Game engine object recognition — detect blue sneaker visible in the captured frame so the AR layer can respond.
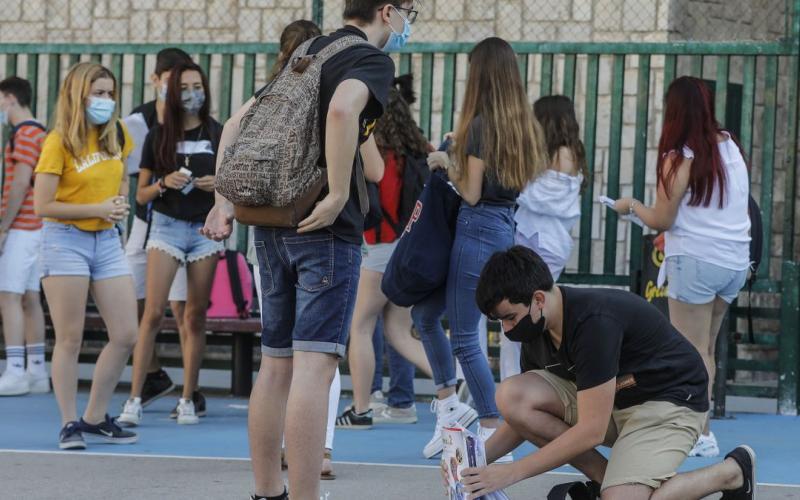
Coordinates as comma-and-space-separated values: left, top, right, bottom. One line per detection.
79, 414, 138, 444
59, 421, 86, 450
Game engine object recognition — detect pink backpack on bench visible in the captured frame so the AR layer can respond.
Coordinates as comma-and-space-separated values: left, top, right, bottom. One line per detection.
207, 251, 254, 319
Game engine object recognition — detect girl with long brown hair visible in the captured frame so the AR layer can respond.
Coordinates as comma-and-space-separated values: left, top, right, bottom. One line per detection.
413, 37, 547, 459
33, 62, 138, 449
118, 61, 224, 427
611, 76, 751, 457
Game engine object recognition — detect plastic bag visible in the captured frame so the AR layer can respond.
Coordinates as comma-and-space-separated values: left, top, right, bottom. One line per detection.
441, 426, 511, 500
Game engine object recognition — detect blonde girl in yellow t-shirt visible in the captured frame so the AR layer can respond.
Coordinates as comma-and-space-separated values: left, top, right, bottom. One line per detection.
33, 62, 139, 450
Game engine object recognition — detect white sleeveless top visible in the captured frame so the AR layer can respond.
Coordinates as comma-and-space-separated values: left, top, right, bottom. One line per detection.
515, 170, 582, 266
664, 134, 751, 271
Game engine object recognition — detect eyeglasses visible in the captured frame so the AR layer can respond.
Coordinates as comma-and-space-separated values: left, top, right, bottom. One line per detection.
396, 6, 419, 24
380, 5, 419, 25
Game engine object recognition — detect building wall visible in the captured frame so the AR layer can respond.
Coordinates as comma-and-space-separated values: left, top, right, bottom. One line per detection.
0, 0, 795, 275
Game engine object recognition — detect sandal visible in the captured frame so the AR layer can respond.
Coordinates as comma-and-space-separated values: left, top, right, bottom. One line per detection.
321, 449, 336, 480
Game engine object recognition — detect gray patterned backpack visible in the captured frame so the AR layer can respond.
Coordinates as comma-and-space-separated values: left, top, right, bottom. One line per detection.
216, 35, 370, 227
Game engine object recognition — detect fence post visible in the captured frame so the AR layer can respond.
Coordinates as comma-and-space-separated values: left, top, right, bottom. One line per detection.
312, 0, 324, 27
778, 261, 800, 415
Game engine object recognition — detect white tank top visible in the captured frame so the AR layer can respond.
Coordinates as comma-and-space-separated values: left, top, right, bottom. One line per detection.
664, 134, 751, 271
515, 170, 582, 266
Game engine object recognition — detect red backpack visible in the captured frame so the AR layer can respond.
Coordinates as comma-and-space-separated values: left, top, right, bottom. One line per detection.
207, 251, 254, 319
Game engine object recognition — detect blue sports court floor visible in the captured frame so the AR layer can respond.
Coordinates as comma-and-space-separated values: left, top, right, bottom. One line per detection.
1, 391, 799, 499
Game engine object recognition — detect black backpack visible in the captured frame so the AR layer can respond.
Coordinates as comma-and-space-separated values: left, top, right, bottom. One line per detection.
745, 194, 764, 343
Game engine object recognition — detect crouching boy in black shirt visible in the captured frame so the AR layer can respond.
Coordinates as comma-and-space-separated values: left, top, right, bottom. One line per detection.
464, 246, 756, 500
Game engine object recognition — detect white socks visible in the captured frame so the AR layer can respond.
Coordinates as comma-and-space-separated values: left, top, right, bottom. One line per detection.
4, 346, 25, 375
26, 343, 46, 376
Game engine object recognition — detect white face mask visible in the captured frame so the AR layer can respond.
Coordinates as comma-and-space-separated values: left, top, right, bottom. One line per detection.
158, 83, 168, 102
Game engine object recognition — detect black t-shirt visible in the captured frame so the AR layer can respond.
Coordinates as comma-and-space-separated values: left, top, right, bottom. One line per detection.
129, 101, 159, 221
140, 120, 223, 222
254, 26, 395, 244
465, 116, 519, 206
553, 287, 709, 412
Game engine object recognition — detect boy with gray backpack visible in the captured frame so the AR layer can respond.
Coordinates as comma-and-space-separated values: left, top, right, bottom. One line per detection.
204, 3, 419, 499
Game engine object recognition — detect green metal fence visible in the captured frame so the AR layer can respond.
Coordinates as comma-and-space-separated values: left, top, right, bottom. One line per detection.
0, 4, 798, 414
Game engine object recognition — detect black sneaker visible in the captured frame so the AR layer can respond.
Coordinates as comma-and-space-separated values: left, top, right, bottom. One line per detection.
169, 391, 207, 419
59, 421, 86, 450
79, 414, 138, 444
141, 369, 176, 407
721, 445, 756, 500
335, 406, 372, 430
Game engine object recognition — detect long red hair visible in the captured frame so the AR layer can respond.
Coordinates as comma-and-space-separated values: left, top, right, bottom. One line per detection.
657, 76, 741, 208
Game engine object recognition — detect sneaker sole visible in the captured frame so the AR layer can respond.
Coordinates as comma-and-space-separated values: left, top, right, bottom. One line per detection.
374, 416, 418, 425
29, 385, 50, 394
0, 388, 30, 396
141, 383, 177, 408
334, 423, 372, 430
59, 440, 86, 450
83, 434, 138, 445
177, 417, 200, 425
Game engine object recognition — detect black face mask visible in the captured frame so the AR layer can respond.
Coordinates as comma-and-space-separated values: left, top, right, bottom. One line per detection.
504, 304, 546, 343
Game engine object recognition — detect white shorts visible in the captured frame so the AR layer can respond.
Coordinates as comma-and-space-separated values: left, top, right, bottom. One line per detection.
0, 229, 42, 294
125, 216, 187, 302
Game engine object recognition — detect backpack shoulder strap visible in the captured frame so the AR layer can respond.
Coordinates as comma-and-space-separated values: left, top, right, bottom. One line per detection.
116, 120, 126, 149
314, 35, 371, 64
8, 120, 47, 153
224, 250, 248, 318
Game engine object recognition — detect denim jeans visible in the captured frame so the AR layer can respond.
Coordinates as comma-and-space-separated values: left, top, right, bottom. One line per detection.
253, 228, 361, 358
411, 203, 514, 419
372, 316, 416, 409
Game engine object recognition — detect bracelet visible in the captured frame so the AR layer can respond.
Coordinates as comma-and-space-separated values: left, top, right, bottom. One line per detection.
629, 200, 638, 215
157, 179, 167, 196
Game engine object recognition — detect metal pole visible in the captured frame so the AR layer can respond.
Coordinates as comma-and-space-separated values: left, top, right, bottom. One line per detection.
312, 0, 324, 28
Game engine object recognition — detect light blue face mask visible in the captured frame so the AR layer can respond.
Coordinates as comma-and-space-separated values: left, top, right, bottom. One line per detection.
0, 110, 7, 127
158, 83, 168, 102
383, 8, 411, 53
86, 97, 116, 125
181, 89, 205, 115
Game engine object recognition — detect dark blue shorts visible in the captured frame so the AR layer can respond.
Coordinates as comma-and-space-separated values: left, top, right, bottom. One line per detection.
253, 227, 361, 358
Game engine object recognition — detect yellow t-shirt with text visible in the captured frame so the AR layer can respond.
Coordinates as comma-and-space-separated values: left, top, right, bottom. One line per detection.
35, 123, 134, 231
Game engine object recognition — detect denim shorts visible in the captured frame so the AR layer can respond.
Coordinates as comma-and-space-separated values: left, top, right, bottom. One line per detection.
665, 255, 748, 304
146, 211, 223, 264
40, 222, 131, 281
253, 228, 361, 358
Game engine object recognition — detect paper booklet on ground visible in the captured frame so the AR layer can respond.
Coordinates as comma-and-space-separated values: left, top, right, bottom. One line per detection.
442, 426, 511, 500
598, 195, 645, 227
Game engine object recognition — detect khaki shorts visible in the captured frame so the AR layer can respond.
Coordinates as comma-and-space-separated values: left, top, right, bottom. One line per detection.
534, 370, 706, 491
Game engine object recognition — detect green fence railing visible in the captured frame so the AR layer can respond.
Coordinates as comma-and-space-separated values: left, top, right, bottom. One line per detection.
0, 23, 798, 413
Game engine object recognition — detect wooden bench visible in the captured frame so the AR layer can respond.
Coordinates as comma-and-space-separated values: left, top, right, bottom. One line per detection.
67, 312, 262, 397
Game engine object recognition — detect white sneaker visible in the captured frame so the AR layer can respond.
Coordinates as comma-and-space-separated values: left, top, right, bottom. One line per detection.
368, 390, 387, 411
27, 372, 50, 394
177, 398, 200, 425
0, 371, 30, 396
423, 398, 478, 459
373, 404, 418, 424
478, 425, 514, 464
117, 397, 143, 427
689, 432, 720, 457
